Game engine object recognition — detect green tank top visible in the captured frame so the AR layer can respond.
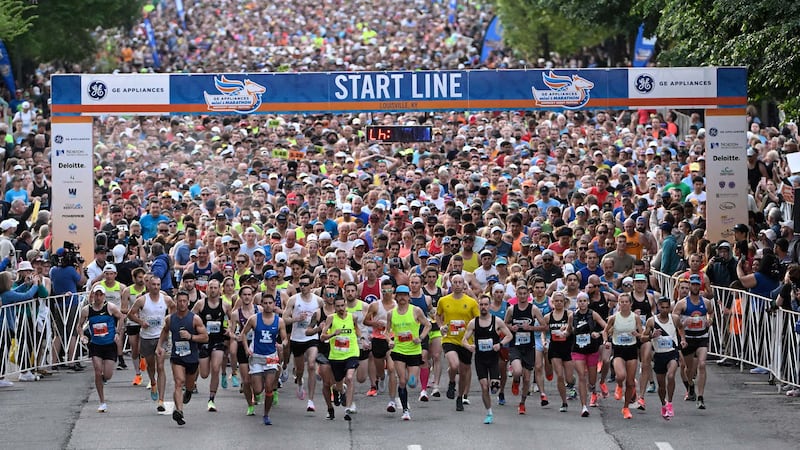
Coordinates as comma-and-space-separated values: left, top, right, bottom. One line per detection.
390, 306, 421, 356
328, 312, 359, 361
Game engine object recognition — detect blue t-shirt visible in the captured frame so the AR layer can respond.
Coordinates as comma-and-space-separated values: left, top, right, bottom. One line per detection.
139, 214, 169, 240
5, 188, 29, 205
49, 265, 82, 304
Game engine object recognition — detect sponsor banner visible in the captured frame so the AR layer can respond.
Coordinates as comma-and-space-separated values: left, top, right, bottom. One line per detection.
80, 75, 170, 106
51, 68, 748, 115
704, 112, 748, 243
51, 117, 95, 265
629, 67, 716, 100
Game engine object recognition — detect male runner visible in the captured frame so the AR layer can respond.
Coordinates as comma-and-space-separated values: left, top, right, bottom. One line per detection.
436, 274, 479, 411
642, 296, 687, 419
282, 272, 323, 412
191, 279, 230, 411
673, 274, 714, 409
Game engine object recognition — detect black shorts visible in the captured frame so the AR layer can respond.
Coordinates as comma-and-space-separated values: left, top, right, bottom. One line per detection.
290, 339, 319, 358
681, 338, 709, 356
315, 353, 331, 365
171, 358, 199, 375
199, 342, 226, 359
475, 352, 500, 380
330, 357, 359, 382
237, 342, 249, 365
547, 342, 573, 362
391, 352, 423, 367
359, 348, 370, 361
126, 324, 141, 336
653, 350, 680, 374
443, 342, 472, 365
420, 334, 429, 351
509, 346, 535, 370
89, 342, 118, 361
613, 344, 639, 361
371, 338, 390, 359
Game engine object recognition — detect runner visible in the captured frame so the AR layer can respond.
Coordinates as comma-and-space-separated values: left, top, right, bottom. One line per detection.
505, 281, 547, 414
121, 267, 147, 386
127, 275, 176, 412
407, 274, 432, 401
308, 285, 338, 420
320, 296, 362, 421
76, 284, 125, 413
93, 264, 128, 369
570, 292, 607, 417
673, 274, 714, 409
157, 290, 209, 426
190, 279, 230, 411
421, 266, 444, 398
604, 292, 642, 419
642, 296, 687, 420
631, 272, 657, 409
344, 281, 371, 402
530, 277, 553, 406
364, 278, 399, 412
437, 274, 479, 411
282, 272, 323, 412
488, 283, 510, 405
386, 284, 431, 420
240, 293, 288, 425
543, 291, 574, 413
229, 285, 260, 416
462, 294, 513, 424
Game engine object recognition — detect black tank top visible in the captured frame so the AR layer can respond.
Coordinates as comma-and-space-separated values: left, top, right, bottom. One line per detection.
319, 306, 333, 355
510, 303, 535, 350
589, 296, 610, 320
30, 180, 51, 209
474, 315, 500, 355
631, 293, 652, 319
548, 310, 572, 347
572, 309, 600, 354
200, 299, 225, 342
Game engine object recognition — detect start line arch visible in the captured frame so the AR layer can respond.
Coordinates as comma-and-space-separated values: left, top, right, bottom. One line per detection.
50, 67, 748, 261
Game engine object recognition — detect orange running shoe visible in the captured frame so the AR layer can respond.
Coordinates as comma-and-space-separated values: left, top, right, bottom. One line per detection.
636, 397, 646, 411
511, 380, 520, 396
599, 382, 609, 398
622, 407, 633, 419
518, 403, 526, 415
590, 392, 599, 407
614, 385, 623, 401
132, 374, 142, 386
139, 357, 146, 371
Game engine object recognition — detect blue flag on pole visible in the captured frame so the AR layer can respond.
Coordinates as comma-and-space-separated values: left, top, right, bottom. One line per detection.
0, 39, 17, 96
479, 16, 503, 64
448, 0, 457, 24
632, 24, 657, 68
144, 18, 162, 69
175, 0, 187, 30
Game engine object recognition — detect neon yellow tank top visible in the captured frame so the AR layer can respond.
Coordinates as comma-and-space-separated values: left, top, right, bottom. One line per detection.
391, 306, 421, 356
328, 312, 359, 361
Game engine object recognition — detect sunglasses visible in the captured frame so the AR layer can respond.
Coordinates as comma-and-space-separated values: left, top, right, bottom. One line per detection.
236, 260, 248, 264
299, 282, 310, 287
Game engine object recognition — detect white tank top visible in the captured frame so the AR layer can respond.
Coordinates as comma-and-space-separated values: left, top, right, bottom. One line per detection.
652, 314, 678, 353
290, 295, 320, 343
612, 311, 637, 346
140, 293, 167, 340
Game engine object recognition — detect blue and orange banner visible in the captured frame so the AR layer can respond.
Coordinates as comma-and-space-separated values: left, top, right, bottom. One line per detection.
50, 68, 748, 116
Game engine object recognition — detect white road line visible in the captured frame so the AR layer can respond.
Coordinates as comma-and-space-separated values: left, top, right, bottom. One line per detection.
655, 442, 674, 450
408, 445, 422, 450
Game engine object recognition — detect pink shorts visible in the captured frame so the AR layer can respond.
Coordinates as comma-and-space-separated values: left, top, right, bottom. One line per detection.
571, 351, 600, 367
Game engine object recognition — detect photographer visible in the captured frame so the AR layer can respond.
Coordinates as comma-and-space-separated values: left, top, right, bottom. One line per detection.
49, 244, 88, 371
706, 241, 738, 289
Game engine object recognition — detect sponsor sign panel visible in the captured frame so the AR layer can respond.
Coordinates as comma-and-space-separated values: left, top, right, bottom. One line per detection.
704, 112, 749, 242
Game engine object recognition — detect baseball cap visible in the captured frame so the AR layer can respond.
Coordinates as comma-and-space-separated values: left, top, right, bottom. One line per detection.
395, 285, 410, 294
689, 274, 702, 284
353, 239, 365, 248
495, 257, 508, 266
342, 203, 353, 214
264, 270, 278, 280
733, 223, 749, 233
112, 244, 126, 263
253, 247, 266, 256
633, 273, 647, 282
92, 284, 106, 294
103, 264, 117, 273
622, 276, 634, 286
480, 249, 493, 257
275, 252, 288, 263
659, 222, 673, 232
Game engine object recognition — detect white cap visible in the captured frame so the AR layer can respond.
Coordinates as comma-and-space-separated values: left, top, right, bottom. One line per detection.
275, 252, 288, 263
17, 261, 33, 272
319, 232, 332, 240
112, 244, 126, 263
353, 239, 366, 248
0, 218, 18, 230
92, 284, 106, 294
103, 264, 117, 273
341, 203, 353, 214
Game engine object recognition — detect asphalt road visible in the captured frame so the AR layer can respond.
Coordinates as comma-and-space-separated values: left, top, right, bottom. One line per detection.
2, 360, 797, 450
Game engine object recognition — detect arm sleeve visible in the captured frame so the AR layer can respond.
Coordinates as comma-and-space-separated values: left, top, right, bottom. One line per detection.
1, 284, 39, 305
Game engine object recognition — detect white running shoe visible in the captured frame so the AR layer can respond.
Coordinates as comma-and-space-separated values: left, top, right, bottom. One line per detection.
98, 403, 108, 413
402, 409, 411, 420
387, 400, 396, 413
419, 390, 429, 402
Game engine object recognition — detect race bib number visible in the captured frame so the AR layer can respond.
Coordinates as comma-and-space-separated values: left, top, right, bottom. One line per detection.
174, 340, 191, 357
515, 331, 531, 345
477, 338, 494, 352
265, 352, 280, 366
575, 333, 591, 348
92, 322, 109, 337
449, 320, 466, 336
686, 316, 705, 331
552, 330, 567, 342
617, 333, 634, 345
656, 336, 674, 351
334, 336, 351, 352
207, 321, 221, 334
397, 331, 413, 343
147, 317, 162, 328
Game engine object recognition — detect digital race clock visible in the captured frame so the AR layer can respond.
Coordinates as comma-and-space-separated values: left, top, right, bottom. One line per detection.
365, 126, 432, 143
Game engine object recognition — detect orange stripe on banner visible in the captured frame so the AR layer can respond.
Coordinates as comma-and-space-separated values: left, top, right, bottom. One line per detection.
706, 108, 746, 116
51, 96, 749, 114
51, 116, 94, 123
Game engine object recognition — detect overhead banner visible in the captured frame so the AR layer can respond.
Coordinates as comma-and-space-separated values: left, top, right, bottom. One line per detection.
704, 110, 749, 243
51, 117, 95, 265
51, 67, 748, 115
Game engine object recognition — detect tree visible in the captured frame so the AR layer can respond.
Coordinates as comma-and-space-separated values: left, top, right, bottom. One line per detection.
0, 0, 36, 42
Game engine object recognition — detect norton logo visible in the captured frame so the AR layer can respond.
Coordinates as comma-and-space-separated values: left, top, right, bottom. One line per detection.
68, 223, 78, 233
68, 188, 77, 197
87, 80, 107, 100
204, 75, 266, 114
532, 71, 594, 110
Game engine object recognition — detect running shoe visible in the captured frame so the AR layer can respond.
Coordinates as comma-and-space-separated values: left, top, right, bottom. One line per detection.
0, 380, 14, 387
150, 388, 159, 401
297, 385, 306, 400
98, 403, 108, 413
490, 380, 500, 395
117, 359, 127, 370
377, 377, 386, 393
208, 400, 217, 412
220, 374, 228, 389
749, 367, 769, 374
511, 379, 520, 396
697, 397, 706, 410
546, 372, 553, 382
419, 390, 429, 402
787, 389, 800, 397
279, 369, 289, 384
581, 406, 590, 417
157, 401, 165, 412
446, 381, 456, 399
408, 374, 417, 388
173, 409, 185, 426
132, 374, 142, 386
622, 407, 632, 419
192, 386, 198, 394
307, 400, 316, 412
231, 374, 240, 388
559, 403, 568, 413
517, 402, 526, 415
366, 387, 378, 397
431, 386, 441, 398
273, 391, 279, 406
532, 384, 539, 393
326, 408, 335, 420
661, 404, 668, 420
18, 371, 36, 382
540, 393, 549, 407
685, 386, 696, 401
484, 413, 493, 424
344, 413, 352, 421
246, 405, 255, 416
346, 403, 358, 414
599, 382, 609, 398
614, 385, 623, 401
646, 381, 656, 393
263, 415, 272, 426
333, 389, 342, 406
402, 409, 411, 421
462, 396, 470, 405
666, 402, 674, 418
146, 381, 151, 389
567, 385, 577, 400
456, 396, 464, 411
636, 397, 646, 411
498, 392, 506, 405
183, 388, 192, 405
387, 400, 397, 413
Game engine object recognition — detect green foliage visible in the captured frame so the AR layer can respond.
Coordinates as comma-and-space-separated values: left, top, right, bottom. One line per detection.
0, 0, 36, 42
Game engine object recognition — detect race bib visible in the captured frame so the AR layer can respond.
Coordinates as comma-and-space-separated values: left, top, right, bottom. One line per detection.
207, 321, 221, 334
655, 336, 674, 351
147, 317, 162, 328
552, 330, 567, 342
686, 316, 705, 331
250, 354, 267, 365
449, 320, 466, 336
92, 322, 109, 337
575, 333, 591, 348
515, 331, 531, 345
174, 340, 191, 357
477, 338, 494, 352
334, 336, 351, 352
265, 352, 280, 366
397, 331, 413, 343
617, 333, 634, 345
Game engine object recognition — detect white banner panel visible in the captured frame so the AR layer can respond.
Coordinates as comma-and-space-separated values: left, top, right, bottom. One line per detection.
629, 67, 717, 99
81, 74, 170, 105
51, 117, 95, 264
704, 111, 749, 243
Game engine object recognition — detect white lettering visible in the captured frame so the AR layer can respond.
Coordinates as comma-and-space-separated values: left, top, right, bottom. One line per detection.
334, 75, 348, 100
412, 74, 423, 99
375, 74, 390, 99
348, 74, 361, 100
390, 74, 403, 98
361, 74, 375, 99
433, 73, 447, 98
450, 73, 463, 98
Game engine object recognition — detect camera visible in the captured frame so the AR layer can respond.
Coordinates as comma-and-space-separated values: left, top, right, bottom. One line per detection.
51, 241, 85, 267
